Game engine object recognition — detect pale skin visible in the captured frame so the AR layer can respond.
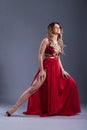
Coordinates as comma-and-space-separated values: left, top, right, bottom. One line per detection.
7, 23, 69, 115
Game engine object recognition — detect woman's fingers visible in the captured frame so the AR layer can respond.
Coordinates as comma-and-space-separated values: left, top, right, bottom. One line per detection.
62, 71, 70, 79
38, 70, 46, 81
64, 74, 69, 79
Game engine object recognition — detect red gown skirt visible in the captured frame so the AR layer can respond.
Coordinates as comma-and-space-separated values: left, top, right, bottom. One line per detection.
23, 57, 81, 116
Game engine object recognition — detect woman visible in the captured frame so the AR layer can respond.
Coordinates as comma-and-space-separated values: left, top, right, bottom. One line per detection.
6, 22, 81, 116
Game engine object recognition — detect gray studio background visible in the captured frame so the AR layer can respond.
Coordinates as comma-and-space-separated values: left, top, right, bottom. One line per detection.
0, 0, 87, 104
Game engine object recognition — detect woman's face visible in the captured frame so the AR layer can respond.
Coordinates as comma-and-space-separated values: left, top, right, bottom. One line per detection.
52, 24, 60, 34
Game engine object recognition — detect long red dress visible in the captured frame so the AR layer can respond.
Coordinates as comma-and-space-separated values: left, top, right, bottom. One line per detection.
23, 40, 81, 116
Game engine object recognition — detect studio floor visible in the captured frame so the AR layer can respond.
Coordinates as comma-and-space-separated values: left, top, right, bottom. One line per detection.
0, 103, 87, 130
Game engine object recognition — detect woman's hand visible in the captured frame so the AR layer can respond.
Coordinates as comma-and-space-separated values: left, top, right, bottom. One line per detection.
38, 69, 46, 81
62, 70, 70, 79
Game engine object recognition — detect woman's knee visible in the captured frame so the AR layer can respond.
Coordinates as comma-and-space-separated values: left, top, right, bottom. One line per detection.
28, 71, 47, 95
28, 86, 38, 95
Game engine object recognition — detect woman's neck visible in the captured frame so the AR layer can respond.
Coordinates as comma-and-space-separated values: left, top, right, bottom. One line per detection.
52, 34, 58, 42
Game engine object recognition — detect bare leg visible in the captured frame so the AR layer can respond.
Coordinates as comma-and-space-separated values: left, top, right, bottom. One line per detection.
6, 71, 46, 116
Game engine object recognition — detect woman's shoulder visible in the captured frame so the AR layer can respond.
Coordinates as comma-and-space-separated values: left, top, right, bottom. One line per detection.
41, 37, 49, 45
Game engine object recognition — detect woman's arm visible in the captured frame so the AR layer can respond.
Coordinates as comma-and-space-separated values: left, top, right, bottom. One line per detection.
38, 38, 48, 70
59, 57, 64, 72
38, 38, 49, 80
59, 57, 70, 78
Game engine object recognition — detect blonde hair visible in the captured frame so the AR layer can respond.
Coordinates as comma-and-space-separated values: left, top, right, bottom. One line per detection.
47, 22, 64, 51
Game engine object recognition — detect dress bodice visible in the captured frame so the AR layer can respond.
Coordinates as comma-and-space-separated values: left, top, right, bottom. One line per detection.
45, 40, 62, 57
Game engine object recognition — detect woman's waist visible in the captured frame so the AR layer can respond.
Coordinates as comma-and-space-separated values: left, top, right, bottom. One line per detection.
45, 53, 59, 59
43, 55, 60, 69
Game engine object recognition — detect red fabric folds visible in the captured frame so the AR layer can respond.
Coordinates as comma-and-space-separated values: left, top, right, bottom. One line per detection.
23, 57, 81, 116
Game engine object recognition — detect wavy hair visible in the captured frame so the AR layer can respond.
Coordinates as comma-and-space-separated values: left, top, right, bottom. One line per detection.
47, 22, 64, 51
